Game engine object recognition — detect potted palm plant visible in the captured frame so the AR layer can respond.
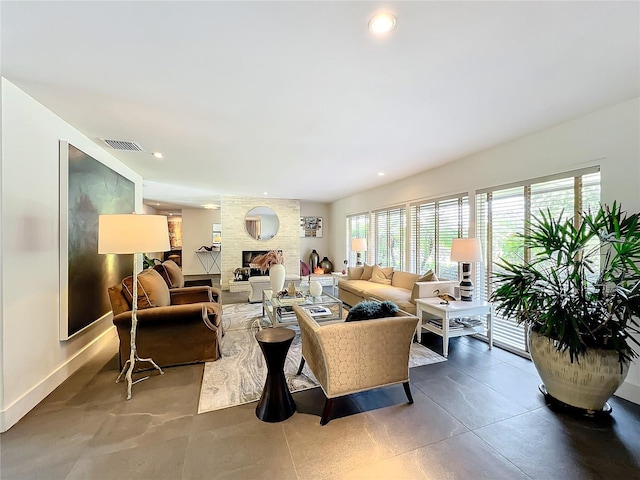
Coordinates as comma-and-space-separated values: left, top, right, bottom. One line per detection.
490, 202, 640, 413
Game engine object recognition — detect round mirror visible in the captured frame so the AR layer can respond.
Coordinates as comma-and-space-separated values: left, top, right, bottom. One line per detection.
245, 206, 279, 241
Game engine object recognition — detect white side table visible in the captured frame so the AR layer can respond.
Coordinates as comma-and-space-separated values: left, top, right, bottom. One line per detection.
414, 297, 493, 357
330, 272, 347, 296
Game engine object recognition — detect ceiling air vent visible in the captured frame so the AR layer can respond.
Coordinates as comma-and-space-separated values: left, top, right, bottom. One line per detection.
101, 138, 146, 152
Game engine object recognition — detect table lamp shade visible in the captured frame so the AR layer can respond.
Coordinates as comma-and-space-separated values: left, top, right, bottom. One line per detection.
351, 238, 367, 253
98, 214, 170, 254
450, 238, 482, 302
450, 238, 483, 263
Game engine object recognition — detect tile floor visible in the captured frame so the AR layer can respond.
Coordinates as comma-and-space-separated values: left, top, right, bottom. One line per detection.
1, 312, 639, 479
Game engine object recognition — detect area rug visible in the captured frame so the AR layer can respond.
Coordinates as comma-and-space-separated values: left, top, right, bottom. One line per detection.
197, 303, 447, 414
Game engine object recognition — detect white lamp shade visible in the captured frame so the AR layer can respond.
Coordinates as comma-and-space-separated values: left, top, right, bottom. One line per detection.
450, 238, 483, 263
351, 238, 367, 252
98, 214, 170, 254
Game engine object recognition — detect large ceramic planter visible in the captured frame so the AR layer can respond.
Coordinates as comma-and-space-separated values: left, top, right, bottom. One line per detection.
528, 329, 630, 411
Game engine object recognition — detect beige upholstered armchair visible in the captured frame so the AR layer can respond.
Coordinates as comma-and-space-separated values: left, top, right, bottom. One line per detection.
293, 305, 419, 425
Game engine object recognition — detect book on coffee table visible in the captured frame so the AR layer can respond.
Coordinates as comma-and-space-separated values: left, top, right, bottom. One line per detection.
303, 306, 332, 317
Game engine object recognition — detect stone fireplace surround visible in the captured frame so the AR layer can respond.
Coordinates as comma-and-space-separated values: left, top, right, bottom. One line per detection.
221, 196, 300, 290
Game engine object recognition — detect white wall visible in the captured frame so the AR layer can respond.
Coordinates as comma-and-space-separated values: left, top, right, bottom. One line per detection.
182, 208, 221, 275
0, 79, 143, 431
329, 97, 640, 404
300, 201, 333, 271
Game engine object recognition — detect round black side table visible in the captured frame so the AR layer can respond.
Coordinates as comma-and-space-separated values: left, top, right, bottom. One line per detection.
255, 328, 296, 422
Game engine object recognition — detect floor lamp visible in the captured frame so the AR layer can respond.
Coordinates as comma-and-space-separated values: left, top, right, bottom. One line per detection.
98, 213, 170, 400
351, 238, 367, 266
450, 238, 483, 302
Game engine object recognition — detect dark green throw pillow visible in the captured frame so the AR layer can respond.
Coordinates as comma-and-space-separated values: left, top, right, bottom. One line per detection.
345, 300, 399, 322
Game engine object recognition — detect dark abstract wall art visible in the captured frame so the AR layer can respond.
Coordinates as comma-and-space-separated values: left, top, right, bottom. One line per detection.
59, 141, 135, 339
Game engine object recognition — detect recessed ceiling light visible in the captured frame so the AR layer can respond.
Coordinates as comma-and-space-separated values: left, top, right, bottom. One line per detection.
369, 13, 396, 35
263, 192, 268, 195
152, 152, 164, 159
378, 172, 385, 176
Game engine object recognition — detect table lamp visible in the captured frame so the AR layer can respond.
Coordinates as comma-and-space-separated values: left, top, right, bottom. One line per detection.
450, 238, 483, 301
98, 213, 170, 399
351, 238, 367, 266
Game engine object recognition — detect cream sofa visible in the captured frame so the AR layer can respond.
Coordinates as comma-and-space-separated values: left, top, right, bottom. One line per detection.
338, 265, 457, 315
293, 304, 419, 425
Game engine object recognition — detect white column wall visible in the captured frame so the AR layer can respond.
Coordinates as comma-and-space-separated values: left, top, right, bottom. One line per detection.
300, 201, 332, 271
181, 208, 221, 275
220, 197, 300, 289
329, 97, 640, 404
0, 79, 143, 431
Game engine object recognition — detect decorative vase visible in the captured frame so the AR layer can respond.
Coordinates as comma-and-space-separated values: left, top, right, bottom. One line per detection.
269, 264, 286, 293
528, 329, 630, 411
309, 280, 323, 297
320, 257, 333, 274
309, 250, 319, 272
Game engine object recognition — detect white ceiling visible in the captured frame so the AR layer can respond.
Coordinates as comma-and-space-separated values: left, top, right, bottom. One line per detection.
2, 1, 638, 212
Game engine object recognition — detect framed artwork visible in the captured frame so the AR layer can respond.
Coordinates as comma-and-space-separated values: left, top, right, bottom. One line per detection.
59, 141, 135, 340
300, 216, 323, 238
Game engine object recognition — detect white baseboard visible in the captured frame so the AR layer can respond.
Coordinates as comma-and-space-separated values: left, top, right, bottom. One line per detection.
615, 380, 640, 406
0, 327, 117, 432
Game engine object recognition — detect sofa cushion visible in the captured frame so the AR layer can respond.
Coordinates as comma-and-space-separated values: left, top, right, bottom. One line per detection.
347, 266, 364, 280
162, 259, 184, 288
361, 263, 374, 281
371, 265, 393, 285
346, 300, 399, 321
340, 279, 389, 297
368, 287, 414, 313
122, 269, 171, 309
392, 270, 421, 290
410, 270, 438, 301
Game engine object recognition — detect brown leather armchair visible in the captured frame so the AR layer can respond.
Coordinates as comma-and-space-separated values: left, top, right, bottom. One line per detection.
154, 259, 220, 299
107, 268, 224, 371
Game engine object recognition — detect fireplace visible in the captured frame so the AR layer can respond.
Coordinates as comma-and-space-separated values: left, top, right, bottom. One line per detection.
242, 250, 270, 276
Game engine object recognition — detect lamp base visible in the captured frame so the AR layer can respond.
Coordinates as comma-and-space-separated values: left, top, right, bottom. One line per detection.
459, 262, 473, 302
116, 351, 164, 400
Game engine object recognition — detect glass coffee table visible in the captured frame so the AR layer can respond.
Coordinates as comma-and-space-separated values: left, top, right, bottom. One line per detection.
262, 289, 344, 327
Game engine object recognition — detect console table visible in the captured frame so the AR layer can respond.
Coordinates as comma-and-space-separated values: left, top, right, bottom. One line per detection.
195, 249, 221, 274
415, 298, 493, 357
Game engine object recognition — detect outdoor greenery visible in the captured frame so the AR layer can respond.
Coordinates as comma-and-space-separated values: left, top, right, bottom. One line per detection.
490, 202, 640, 365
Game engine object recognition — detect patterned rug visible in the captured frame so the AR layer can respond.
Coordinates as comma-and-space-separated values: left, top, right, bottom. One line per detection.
198, 303, 447, 414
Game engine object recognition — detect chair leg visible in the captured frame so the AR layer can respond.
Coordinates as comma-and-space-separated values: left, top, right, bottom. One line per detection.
320, 398, 333, 426
403, 382, 414, 404
296, 357, 306, 375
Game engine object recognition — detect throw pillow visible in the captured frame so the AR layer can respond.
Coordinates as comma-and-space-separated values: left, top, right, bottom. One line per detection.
122, 269, 171, 309
300, 260, 310, 276
361, 263, 374, 281
162, 259, 184, 288
346, 300, 399, 322
371, 265, 394, 285
153, 263, 173, 288
410, 269, 439, 301
347, 266, 364, 280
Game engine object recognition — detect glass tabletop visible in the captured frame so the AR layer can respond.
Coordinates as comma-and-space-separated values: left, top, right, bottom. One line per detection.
263, 289, 341, 308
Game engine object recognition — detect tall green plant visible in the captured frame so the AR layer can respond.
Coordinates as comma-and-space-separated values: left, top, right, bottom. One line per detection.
490, 202, 640, 364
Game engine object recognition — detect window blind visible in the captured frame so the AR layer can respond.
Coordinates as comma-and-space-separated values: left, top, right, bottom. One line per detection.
476, 168, 601, 355
372, 206, 406, 270
346, 213, 369, 266
410, 194, 468, 278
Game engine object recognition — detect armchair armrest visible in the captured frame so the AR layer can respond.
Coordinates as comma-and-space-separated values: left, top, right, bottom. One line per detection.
112, 303, 218, 331
170, 287, 212, 304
